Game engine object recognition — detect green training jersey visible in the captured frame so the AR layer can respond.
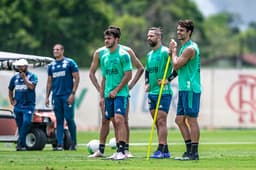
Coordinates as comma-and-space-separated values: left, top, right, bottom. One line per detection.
146, 45, 173, 95
101, 45, 132, 97
97, 46, 108, 68
97, 44, 130, 68
178, 40, 201, 93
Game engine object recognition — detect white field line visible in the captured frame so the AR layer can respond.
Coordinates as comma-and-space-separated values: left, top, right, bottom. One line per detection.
77, 141, 256, 147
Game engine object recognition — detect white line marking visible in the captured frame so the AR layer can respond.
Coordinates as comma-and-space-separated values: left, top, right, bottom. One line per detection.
76, 141, 256, 147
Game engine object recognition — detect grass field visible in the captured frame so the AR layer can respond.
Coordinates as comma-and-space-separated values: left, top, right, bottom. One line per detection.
0, 129, 256, 170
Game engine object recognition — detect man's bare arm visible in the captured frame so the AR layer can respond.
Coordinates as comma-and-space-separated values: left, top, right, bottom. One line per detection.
169, 39, 194, 70
89, 51, 101, 92
127, 48, 144, 90
72, 71, 80, 94
45, 76, 52, 107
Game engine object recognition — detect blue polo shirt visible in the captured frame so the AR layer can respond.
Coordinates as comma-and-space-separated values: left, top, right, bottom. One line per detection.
8, 71, 38, 107
47, 57, 79, 97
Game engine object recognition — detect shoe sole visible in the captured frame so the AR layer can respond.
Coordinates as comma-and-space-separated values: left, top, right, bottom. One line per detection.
174, 157, 189, 160
88, 155, 104, 158
174, 157, 199, 161
127, 155, 135, 158
150, 156, 164, 159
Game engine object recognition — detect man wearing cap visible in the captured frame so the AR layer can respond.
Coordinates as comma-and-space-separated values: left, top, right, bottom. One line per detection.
8, 59, 38, 151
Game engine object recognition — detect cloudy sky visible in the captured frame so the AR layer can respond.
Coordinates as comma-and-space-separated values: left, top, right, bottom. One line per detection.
192, 0, 256, 30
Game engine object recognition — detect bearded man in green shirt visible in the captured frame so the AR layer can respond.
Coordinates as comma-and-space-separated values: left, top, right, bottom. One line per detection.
145, 27, 174, 159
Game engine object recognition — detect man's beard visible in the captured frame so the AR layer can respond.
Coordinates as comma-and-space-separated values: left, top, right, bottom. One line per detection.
177, 34, 184, 41
106, 42, 115, 48
148, 40, 157, 47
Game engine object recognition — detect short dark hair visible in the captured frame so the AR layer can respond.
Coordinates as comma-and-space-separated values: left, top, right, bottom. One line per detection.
178, 19, 194, 37
53, 43, 64, 50
104, 27, 121, 38
148, 27, 162, 36
108, 25, 121, 37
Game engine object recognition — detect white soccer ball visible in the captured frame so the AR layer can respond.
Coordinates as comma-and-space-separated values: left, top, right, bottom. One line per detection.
87, 139, 99, 154
108, 137, 117, 149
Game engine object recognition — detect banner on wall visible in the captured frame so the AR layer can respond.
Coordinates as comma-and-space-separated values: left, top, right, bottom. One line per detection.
0, 68, 256, 130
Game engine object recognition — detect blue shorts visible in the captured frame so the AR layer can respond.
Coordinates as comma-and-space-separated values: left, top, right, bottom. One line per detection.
104, 96, 128, 119
148, 94, 172, 113
177, 91, 201, 117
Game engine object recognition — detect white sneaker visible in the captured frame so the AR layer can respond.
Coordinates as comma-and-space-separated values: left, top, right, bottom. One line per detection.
113, 152, 126, 160
124, 150, 134, 158
107, 152, 117, 159
88, 150, 104, 158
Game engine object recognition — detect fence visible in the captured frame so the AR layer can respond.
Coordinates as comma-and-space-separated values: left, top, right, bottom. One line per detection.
1, 68, 255, 130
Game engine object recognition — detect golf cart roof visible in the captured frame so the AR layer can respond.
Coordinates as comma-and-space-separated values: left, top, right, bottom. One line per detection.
0, 51, 53, 70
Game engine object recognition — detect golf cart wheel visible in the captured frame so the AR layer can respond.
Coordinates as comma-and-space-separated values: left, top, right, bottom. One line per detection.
26, 128, 47, 150
63, 129, 72, 150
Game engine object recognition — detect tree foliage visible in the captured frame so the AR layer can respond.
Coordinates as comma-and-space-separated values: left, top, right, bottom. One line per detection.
0, 0, 255, 67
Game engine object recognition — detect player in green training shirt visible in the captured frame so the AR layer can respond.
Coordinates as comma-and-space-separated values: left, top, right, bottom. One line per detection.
89, 26, 143, 158
145, 27, 174, 159
169, 19, 201, 160
100, 27, 132, 160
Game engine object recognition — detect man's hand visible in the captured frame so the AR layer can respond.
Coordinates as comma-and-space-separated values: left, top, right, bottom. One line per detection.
168, 39, 177, 53
109, 90, 117, 98
20, 72, 26, 80
99, 97, 105, 114
45, 98, 50, 107
10, 99, 16, 106
157, 79, 168, 86
68, 94, 75, 105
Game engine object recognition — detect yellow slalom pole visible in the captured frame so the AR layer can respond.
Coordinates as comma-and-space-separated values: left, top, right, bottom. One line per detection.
146, 56, 171, 160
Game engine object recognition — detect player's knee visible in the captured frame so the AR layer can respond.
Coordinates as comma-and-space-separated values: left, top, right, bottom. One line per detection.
102, 118, 110, 125
175, 117, 184, 126
157, 118, 166, 127
124, 118, 129, 126
187, 117, 199, 127
114, 115, 124, 126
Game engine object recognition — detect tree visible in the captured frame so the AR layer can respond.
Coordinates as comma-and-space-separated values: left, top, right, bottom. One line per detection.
202, 12, 241, 62
0, 0, 112, 67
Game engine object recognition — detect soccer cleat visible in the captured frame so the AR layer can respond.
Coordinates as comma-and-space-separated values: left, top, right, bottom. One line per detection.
174, 152, 191, 160
182, 152, 191, 159
113, 152, 126, 160
124, 150, 134, 158
88, 150, 104, 158
175, 152, 199, 161
163, 152, 171, 158
69, 144, 77, 151
53, 144, 63, 151
190, 152, 199, 160
16, 146, 27, 151
150, 150, 164, 159
107, 152, 117, 159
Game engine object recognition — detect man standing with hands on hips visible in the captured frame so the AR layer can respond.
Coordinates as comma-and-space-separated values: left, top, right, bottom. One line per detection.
45, 44, 80, 151
169, 19, 201, 160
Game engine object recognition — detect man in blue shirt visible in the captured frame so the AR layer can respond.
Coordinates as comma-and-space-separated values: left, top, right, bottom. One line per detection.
8, 59, 38, 151
45, 44, 80, 151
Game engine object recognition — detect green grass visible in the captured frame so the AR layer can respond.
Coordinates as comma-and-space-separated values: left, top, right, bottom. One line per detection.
0, 129, 256, 170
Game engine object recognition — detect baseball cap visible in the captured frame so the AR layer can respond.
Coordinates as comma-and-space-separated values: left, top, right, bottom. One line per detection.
14, 59, 29, 66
